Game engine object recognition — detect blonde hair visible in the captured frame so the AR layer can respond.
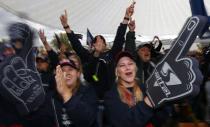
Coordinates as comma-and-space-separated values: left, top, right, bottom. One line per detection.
69, 53, 83, 73
59, 53, 82, 95
115, 61, 143, 107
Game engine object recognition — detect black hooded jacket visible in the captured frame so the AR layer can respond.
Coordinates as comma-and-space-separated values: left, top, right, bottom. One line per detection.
66, 23, 127, 99
104, 84, 154, 127
28, 84, 98, 127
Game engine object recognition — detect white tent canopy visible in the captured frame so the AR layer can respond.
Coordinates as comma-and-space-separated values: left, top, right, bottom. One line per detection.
0, 0, 210, 49
0, 0, 193, 37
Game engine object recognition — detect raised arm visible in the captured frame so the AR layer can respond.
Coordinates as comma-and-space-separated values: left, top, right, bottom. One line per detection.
55, 66, 98, 127
38, 29, 59, 70
60, 10, 91, 63
152, 36, 162, 52
110, 2, 136, 56
125, 20, 137, 57
38, 29, 52, 51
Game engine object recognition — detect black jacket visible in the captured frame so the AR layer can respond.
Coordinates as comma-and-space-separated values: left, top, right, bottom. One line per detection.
104, 84, 154, 127
0, 95, 28, 126
66, 23, 127, 99
47, 49, 60, 71
38, 70, 55, 92
29, 84, 98, 127
125, 31, 162, 83
124, 31, 173, 126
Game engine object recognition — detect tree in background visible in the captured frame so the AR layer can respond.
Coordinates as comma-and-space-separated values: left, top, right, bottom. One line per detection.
51, 32, 73, 53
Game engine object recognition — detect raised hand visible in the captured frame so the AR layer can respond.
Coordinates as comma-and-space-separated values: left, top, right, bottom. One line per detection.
125, 2, 136, 19
38, 29, 47, 43
146, 16, 208, 108
154, 36, 159, 40
38, 29, 52, 51
55, 65, 72, 102
128, 20, 135, 32
60, 10, 69, 28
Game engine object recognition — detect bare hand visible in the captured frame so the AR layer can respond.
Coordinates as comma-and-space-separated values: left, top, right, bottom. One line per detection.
154, 36, 159, 40
60, 10, 69, 27
125, 2, 136, 18
128, 20, 135, 31
55, 65, 72, 102
144, 97, 153, 108
38, 29, 47, 43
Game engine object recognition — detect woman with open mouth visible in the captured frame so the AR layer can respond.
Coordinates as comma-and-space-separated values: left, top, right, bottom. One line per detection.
104, 51, 154, 127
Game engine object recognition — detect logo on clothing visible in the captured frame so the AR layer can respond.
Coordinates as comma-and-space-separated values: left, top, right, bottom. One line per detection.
153, 62, 182, 96
146, 16, 207, 108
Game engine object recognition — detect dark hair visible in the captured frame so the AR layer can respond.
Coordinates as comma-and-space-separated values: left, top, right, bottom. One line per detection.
137, 43, 152, 51
92, 35, 106, 46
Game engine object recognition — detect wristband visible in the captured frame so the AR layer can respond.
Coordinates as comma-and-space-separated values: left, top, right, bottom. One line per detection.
63, 25, 70, 29
124, 17, 130, 21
